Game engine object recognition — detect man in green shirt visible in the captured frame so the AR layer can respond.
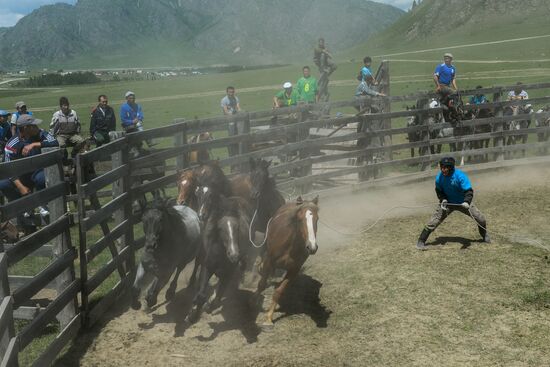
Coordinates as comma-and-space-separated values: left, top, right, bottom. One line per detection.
296, 66, 318, 103
273, 82, 299, 108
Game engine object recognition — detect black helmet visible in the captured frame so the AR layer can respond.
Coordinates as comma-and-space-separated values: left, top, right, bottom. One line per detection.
439, 156, 455, 168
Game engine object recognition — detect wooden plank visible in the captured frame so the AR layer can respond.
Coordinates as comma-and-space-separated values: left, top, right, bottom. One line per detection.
131, 173, 178, 197
12, 248, 76, 308
0, 182, 67, 222
8, 275, 56, 291
18, 279, 80, 350
78, 137, 127, 164
0, 297, 14, 340
0, 254, 10, 299
86, 245, 131, 295
82, 193, 129, 232
0, 337, 18, 367
81, 164, 129, 197
5, 215, 69, 265
4, 244, 52, 260
85, 219, 129, 263
0, 149, 63, 180
13, 306, 42, 321
31, 314, 80, 367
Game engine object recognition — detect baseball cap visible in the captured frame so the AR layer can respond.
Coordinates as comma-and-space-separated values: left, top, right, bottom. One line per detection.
15, 101, 26, 109
283, 82, 292, 89
125, 91, 135, 98
16, 114, 43, 127
0, 110, 11, 116
443, 53, 453, 59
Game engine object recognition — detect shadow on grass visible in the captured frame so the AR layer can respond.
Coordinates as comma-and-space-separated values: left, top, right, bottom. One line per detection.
271, 274, 332, 328
429, 236, 485, 249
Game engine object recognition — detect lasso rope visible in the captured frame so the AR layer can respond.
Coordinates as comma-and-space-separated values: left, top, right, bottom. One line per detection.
318, 202, 550, 252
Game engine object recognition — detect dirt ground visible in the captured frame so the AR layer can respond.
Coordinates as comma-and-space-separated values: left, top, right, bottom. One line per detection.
54, 165, 550, 367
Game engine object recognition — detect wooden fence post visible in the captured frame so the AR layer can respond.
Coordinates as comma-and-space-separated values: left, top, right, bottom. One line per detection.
239, 113, 251, 173
174, 120, 188, 171
112, 146, 135, 276
44, 149, 77, 330
75, 154, 89, 326
493, 91, 504, 161
378, 61, 393, 160
419, 100, 432, 171
0, 253, 17, 365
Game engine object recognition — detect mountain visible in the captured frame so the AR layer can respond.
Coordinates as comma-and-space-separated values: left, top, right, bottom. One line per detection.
347, 0, 550, 59
0, 0, 404, 69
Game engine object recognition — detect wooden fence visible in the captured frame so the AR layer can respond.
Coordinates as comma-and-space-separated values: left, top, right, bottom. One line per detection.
1, 66, 550, 365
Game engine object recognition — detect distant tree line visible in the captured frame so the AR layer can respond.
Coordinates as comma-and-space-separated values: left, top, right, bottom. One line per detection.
16, 71, 100, 87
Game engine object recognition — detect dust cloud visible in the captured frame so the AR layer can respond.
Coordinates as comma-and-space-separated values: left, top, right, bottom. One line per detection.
314, 164, 550, 248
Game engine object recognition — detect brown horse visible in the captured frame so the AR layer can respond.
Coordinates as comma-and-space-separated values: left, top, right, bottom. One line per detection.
0, 221, 19, 243
252, 195, 319, 326
188, 132, 213, 164
176, 169, 199, 209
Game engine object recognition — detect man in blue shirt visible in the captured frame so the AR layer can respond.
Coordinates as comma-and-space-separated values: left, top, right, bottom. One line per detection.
416, 157, 490, 250
120, 91, 153, 146
0, 110, 12, 156
0, 115, 59, 220
434, 53, 457, 98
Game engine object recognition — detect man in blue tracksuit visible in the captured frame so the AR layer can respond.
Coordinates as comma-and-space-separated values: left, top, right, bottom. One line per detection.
120, 91, 153, 146
416, 157, 490, 250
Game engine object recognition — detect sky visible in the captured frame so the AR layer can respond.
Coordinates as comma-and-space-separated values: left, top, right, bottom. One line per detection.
0, 0, 412, 27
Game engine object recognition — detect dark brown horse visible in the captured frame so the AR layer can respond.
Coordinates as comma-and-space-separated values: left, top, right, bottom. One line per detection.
252, 196, 319, 326
0, 221, 18, 243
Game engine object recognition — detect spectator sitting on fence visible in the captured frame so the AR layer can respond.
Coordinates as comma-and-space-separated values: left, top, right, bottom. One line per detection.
434, 53, 457, 100
221, 86, 241, 115
0, 115, 59, 220
10, 101, 33, 136
296, 66, 319, 104
273, 82, 299, 108
354, 71, 385, 112
469, 85, 488, 105
50, 96, 86, 159
357, 56, 378, 86
0, 110, 12, 157
508, 81, 528, 101
120, 91, 153, 147
90, 94, 116, 147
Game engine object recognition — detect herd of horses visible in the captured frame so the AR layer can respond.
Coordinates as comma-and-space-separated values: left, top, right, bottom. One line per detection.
131, 157, 320, 327
405, 93, 547, 162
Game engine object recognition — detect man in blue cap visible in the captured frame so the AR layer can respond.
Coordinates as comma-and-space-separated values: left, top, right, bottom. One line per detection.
416, 156, 490, 250
0, 110, 12, 156
0, 115, 58, 218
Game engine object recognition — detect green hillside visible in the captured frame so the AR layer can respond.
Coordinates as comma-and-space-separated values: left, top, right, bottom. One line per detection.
0, 0, 404, 70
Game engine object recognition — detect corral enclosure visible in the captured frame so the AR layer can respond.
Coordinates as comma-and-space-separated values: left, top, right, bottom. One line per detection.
1, 63, 550, 366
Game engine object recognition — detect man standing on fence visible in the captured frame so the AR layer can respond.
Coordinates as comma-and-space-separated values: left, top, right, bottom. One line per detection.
90, 94, 116, 147
50, 96, 86, 159
0, 115, 58, 221
416, 157, 490, 250
434, 53, 457, 99
221, 86, 242, 157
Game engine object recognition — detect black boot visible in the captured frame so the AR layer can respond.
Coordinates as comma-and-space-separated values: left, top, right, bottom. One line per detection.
416, 228, 431, 250
478, 226, 491, 243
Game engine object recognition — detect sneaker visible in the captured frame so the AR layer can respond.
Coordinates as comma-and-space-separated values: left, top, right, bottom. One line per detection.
416, 240, 427, 250
38, 206, 50, 216
23, 211, 32, 218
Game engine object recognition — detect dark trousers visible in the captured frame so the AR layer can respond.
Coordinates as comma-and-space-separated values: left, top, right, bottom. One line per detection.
0, 170, 46, 201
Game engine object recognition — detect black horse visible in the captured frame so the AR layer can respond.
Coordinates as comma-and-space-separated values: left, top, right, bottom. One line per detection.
248, 158, 286, 236
131, 198, 201, 310
186, 191, 254, 324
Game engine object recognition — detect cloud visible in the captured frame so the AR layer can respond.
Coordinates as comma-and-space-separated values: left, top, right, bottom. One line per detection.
0, 0, 76, 27
371, 0, 413, 10
0, 10, 24, 27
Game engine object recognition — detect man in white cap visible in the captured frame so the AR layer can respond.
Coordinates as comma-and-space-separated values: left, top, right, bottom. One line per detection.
0, 115, 58, 221
120, 91, 153, 146
273, 82, 299, 108
434, 53, 457, 98
10, 101, 33, 136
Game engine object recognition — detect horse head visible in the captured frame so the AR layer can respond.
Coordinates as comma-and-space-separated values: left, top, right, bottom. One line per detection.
218, 199, 241, 263
195, 185, 216, 222
177, 170, 198, 208
249, 157, 272, 200
295, 195, 320, 255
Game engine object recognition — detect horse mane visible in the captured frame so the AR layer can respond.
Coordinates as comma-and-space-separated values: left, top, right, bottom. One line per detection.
143, 198, 185, 250
198, 161, 232, 196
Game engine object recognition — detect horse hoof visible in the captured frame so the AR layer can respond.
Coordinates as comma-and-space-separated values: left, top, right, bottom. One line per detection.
131, 299, 142, 310
145, 295, 157, 308
186, 309, 201, 324
261, 322, 274, 331
165, 288, 175, 301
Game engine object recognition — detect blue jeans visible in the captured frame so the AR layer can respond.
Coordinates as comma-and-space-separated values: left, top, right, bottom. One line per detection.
0, 169, 46, 202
